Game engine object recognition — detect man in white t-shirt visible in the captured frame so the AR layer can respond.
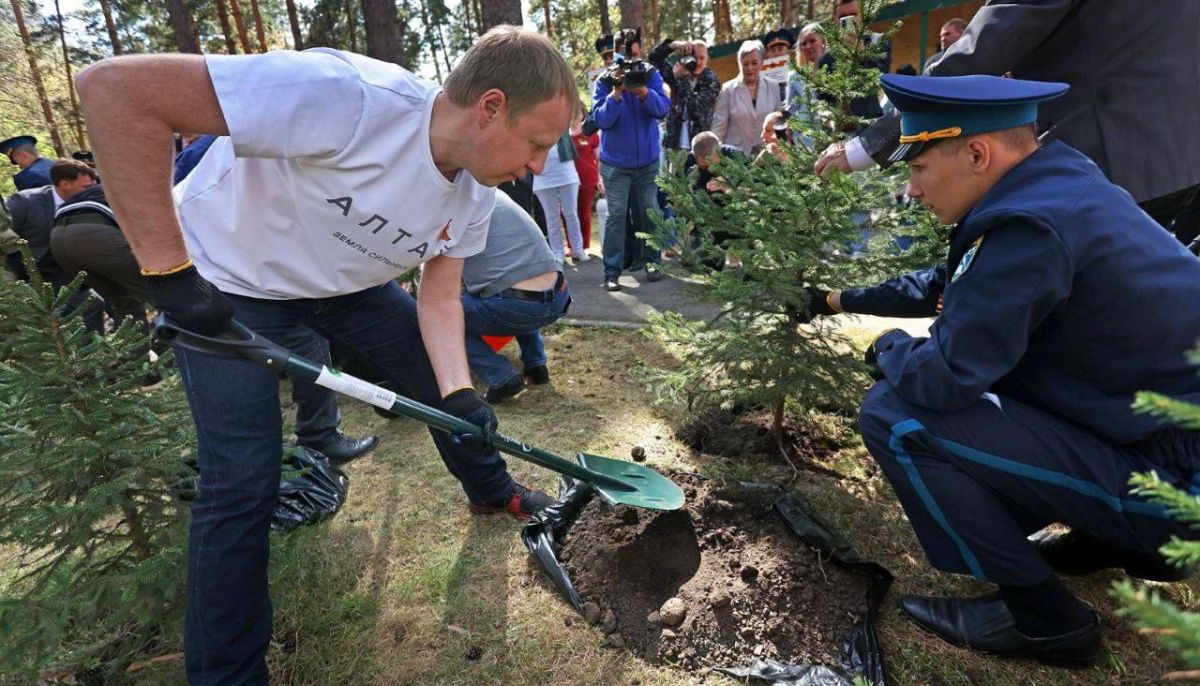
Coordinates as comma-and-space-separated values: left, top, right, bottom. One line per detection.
76, 26, 578, 685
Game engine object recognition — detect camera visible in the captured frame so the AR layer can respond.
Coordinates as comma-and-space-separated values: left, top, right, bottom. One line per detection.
600, 57, 652, 89
680, 55, 698, 72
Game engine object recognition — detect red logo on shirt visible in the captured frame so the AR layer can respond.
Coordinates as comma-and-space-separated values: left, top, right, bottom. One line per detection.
438, 220, 452, 242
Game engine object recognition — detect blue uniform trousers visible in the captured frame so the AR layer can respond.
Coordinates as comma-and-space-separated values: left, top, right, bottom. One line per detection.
176, 281, 514, 685
859, 380, 1199, 586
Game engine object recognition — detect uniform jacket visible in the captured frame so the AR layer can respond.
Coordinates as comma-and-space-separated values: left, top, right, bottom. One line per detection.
648, 41, 721, 150
712, 75, 785, 153
13, 157, 53, 191
855, 142, 1200, 444
6, 185, 56, 265
592, 68, 671, 169
858, 0, 1200, 204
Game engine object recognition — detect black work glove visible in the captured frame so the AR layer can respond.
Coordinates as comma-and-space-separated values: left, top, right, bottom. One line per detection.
440, 388, 498, 452
864, 329, 900, 381
787, 286, 837, 324
144, 264, 235, 337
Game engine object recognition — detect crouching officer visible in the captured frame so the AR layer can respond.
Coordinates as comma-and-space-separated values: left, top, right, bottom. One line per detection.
803, 74, 1200, 667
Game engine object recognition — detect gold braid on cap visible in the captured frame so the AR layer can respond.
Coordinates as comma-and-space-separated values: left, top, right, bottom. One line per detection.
898, 126, 962, 144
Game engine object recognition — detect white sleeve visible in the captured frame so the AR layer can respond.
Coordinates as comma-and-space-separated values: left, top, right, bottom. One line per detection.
845, 136, 878, 171
443, 191, 496, 259
206, 50, 366, 160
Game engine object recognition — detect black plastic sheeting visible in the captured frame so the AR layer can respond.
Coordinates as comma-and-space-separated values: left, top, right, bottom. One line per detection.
174, 446, 350, 533
521, 476, 894, 686
271, 446, 350, 533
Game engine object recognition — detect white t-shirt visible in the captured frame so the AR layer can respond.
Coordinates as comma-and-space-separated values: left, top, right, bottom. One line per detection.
531, 142, 579, 191
174, 48, 494, 300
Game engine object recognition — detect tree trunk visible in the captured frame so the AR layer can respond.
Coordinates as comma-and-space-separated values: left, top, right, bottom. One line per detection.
617, 0, 642, 30
53, 0, 86, 150
164, 0, 201, 52
361, 0, 405, 65
345, 0, 357, 51
214, 0, 238, 52
646, 0, 657, 44
249, 0, 268, 51
541, 0, 551, 37
806, 0, 815, 21
11, 0, 66, 156
479, 0, 520, 31
417, 0, 441, 79
713, 0, 732, 43
781, 0, 798, 26
227, 0, 254, 53
97, 0, 122, 54
285, 0, 303, 49
472, 0, 484, 34
597, 0, 610, 35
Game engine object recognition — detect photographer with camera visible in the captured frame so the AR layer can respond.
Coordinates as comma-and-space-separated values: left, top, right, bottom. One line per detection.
592, 28, 671, 292
648, 38, 720, 152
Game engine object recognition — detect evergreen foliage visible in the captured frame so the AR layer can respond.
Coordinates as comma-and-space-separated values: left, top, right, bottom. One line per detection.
1110, 350, 1200, 677
0, 247, 192, 680
649, 0, 942, 438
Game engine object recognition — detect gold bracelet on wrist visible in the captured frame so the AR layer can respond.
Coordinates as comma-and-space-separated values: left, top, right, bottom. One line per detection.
140, 259, 194, 277
826, 290, 843, 314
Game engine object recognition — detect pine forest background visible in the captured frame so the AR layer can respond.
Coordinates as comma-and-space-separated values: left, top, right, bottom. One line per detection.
0, 0, 854, 197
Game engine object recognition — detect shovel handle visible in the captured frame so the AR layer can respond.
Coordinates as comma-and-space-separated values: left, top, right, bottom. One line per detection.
155, 316, 637, 492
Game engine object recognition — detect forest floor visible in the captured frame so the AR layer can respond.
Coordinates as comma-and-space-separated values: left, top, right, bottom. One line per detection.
129, 322, 1198, 686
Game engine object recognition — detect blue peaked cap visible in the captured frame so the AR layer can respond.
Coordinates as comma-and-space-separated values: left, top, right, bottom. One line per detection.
880, 74, 1069, 162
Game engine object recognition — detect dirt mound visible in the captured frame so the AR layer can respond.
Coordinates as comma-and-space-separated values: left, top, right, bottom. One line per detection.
559, 474, 870, 671
677, 408, 839, 463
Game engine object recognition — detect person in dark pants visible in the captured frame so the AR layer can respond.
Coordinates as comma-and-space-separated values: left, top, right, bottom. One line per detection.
77, 27, 578, 685
6, 159, 104, 331
462, 191, 571, 403
803, 74, 1200, 668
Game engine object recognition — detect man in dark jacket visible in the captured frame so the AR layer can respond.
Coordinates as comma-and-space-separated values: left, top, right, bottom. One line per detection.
815, 0, 1200, 231
805, 74, 1200, 668
1, 135, 54, 191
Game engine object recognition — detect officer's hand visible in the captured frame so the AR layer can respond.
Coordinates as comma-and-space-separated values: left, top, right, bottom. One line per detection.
788, 286, 837, 324
441, 388, 498, 451
145, 264, 234, 337
814, 142, 852, 177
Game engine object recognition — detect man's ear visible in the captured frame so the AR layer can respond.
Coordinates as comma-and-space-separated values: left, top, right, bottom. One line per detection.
477, 89, 507, 127
966, 137, 992, 174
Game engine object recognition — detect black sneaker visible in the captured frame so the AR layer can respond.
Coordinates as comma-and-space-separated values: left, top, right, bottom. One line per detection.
605, 278, 621, 292
483, 375, 525, 404
468, 483, 555, 521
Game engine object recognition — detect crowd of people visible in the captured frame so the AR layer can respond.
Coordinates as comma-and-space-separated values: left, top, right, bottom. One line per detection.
1, 0, 1199, 683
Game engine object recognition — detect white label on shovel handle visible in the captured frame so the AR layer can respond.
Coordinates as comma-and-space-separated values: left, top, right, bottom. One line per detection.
316, 366, 397, 409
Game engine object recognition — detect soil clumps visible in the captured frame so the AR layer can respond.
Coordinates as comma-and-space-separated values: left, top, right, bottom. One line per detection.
559, 474, 870, 671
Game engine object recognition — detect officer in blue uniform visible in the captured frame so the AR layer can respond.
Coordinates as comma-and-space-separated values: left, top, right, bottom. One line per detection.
802, 74, 1200, 667
1, 135, 54, 190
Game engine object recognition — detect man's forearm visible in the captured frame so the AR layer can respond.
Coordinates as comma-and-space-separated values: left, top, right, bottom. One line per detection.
417, 295, 473, 397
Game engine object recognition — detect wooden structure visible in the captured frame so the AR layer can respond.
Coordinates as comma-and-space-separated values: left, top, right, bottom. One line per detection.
702, 0, 984, 83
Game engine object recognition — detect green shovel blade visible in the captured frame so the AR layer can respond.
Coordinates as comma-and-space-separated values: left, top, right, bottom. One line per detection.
576, 453, 686, 511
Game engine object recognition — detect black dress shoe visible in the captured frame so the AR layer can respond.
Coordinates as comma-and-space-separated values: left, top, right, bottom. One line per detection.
524, 365, 550, 385
483, 375, 525, 404
1030, 529, 1195, 582
899, 594, 1102, 669
301, 433, 379, 465
604, 278, 621, 292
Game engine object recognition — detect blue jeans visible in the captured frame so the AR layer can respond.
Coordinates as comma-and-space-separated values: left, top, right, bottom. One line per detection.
600, 161, 661, 279
176, 281, 515, 685
461, 280, 571, 387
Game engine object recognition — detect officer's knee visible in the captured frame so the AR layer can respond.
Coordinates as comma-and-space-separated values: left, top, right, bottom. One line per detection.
858, 379, 901, 448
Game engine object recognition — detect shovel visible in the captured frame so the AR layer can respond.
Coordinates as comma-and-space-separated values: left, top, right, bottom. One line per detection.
155, 317, 685, 511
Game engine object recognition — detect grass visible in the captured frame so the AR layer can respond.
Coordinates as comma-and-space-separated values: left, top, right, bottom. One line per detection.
125, 323, 1197, 686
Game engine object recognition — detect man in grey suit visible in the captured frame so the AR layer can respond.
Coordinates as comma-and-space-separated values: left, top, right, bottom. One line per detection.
814, 0, 1200, 230
6, 159, 104, 330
